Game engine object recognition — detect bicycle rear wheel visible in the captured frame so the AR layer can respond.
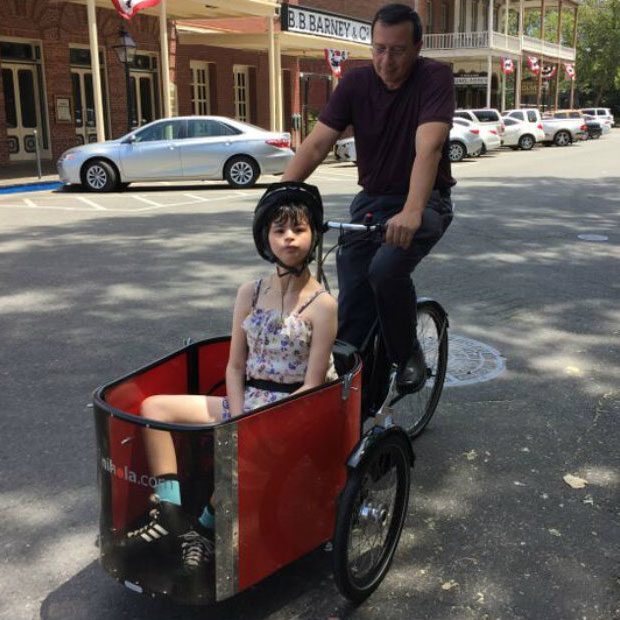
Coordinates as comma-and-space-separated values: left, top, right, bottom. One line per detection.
387, 301, 448, 439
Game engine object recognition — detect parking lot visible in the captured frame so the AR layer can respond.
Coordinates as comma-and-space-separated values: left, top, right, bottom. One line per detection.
1, 132, 618, 620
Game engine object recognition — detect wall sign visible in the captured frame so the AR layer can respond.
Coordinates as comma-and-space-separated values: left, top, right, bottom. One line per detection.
281, 3, 371, 45
55, 96, 72, 123
454, 75, 488, 86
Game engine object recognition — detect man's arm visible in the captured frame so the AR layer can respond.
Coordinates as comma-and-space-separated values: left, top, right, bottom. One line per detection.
281, 121, 341, 182
385, 121, 450, 249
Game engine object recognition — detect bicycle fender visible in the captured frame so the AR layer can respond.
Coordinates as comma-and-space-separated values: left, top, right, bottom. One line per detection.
417, 297, 450, 328
346, 426, 415, 470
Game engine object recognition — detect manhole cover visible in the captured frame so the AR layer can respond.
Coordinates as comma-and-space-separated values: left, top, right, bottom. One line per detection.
444, 335, 505, 387
577, 234, 609, 242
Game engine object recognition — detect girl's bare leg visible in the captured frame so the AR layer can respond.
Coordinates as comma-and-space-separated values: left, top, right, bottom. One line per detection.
140, 395, 224, 477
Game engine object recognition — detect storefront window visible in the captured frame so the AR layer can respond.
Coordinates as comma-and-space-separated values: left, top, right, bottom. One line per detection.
2, 69, 17, 128
0, 41, 34, 62
18, 69, 36, 128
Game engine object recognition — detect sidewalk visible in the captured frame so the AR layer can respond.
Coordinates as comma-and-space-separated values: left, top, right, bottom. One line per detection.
0, 160, 60, 190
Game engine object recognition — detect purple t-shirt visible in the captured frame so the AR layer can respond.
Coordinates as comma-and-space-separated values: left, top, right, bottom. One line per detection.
319, 57, 456, 195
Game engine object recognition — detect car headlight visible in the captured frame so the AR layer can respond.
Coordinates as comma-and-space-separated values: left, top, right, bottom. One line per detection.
59, 153, 78, 162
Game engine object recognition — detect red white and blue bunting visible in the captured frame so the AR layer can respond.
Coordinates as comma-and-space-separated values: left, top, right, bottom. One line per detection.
541, 64, 557, 80
564, 63, 576, 80
324, 49, 349, 78
500, 57, 515, 75
527, 56, 541, 75
111, 0, 161, 20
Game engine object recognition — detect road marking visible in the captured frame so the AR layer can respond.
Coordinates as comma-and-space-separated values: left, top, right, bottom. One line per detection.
183, 193, 211, 202
24, 198, 37, 208
77, 196, 107, 210
133, 195, 162, 207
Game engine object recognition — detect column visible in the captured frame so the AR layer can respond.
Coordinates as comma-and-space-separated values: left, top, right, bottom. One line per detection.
486, 55, 492, 107
159, 0, 171, 118
454, 0, 461, 33
86, 0, 105, 141
569, 5, 578, 107
274, 32, 283, 132
268, 16, 276, 131
536, 0, 545, 109
515, 53, 522, 107
554, 0, 562, 110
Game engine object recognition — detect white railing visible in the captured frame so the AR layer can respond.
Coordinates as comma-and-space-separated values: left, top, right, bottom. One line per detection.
423, 31, 488, 50
424, 30, 576, 61
522, 36, 576, 61
489, 32, 521, 53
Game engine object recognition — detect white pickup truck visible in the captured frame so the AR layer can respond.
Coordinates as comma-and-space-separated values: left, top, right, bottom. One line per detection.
503, 108, 587, 146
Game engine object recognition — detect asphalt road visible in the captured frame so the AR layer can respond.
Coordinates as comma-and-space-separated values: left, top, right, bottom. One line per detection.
1, 134, 618, 620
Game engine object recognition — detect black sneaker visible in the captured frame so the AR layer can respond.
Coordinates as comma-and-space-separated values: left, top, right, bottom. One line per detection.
180, 526, 214, 572
395, 341, 427, 394
122, 495, 191, 552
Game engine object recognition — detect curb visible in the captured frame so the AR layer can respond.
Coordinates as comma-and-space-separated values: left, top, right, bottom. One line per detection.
0, 181, 63, 194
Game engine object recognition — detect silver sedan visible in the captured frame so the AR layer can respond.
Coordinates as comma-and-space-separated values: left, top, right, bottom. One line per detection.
57, 116, 294, 191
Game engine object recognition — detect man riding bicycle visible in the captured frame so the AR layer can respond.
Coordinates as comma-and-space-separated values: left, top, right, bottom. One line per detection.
282, 3, 455, 393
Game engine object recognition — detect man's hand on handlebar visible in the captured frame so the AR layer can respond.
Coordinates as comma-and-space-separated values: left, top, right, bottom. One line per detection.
385, 210, 422, 250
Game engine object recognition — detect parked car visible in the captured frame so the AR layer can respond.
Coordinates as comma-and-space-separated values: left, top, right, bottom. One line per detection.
582, 118, 603, 139
57, 116, 294, 191
504, 108, 586, 146
501, 108, 545, 149
452, 117, 500, 155
448, 122, 484, 162
583, 114, 610, 136
334, 124, 483, 165
334, 136, 356, 162
542, 110, 588, 145
454, 108, 505, 151
580, 107, 615, 129
501, 117, 542, 150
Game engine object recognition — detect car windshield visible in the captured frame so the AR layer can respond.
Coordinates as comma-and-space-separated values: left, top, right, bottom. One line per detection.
472, 110, 499, 122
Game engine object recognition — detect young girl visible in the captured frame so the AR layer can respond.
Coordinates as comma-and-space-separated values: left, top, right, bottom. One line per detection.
124, 182, 338, 572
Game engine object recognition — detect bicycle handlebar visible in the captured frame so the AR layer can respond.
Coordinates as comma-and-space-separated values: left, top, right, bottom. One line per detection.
323, 221, 385, 233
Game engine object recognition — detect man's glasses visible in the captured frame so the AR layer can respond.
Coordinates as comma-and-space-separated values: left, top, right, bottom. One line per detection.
372, 45, 410, 58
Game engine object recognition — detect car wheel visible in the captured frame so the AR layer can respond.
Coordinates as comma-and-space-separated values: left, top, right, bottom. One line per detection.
224, 156, 259, 188
554, 130, 571, 147
480, 143, 487, 155
448, 141, 466, 163
81, 159, 118, 192
518, 134, 535, 150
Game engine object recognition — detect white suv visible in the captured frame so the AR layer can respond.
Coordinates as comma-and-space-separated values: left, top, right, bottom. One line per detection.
580, 108, 614, 129
502, 108, 546, 144
454, 108, 505, 151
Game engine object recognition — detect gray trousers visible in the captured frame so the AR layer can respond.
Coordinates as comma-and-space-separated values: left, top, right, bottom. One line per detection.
336, 189, 453, 363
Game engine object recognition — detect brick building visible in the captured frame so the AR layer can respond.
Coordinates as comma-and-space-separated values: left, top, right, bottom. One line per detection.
0, 0, 579, 168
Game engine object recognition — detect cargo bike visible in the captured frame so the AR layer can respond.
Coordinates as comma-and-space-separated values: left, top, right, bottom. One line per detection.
92, 217, 449, 606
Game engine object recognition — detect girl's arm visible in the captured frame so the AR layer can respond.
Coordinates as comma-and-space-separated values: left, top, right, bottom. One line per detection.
225, 281, 253, 416
296, 292, 338, 392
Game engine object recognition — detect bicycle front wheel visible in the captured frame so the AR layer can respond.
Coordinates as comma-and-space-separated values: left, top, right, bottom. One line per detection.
388, 301, 448, 439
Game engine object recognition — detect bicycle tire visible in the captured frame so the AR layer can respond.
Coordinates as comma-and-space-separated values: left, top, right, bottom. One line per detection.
387, 301, 448, 439
332, 433, 410, 603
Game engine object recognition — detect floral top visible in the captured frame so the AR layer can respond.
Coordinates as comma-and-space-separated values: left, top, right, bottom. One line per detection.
221, 279, 338, 417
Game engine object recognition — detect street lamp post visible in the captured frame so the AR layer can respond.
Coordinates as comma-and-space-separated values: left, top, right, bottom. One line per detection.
113, 28, 138, 134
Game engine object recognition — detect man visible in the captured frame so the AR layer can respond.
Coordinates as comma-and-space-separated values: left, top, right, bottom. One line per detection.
282, 3, 455, 392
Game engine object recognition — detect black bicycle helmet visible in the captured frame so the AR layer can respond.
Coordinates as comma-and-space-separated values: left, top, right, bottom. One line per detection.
253, 181, 324, 273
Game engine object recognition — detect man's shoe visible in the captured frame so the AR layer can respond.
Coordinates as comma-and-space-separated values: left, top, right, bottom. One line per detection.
395, 342, 427, 394
122, 495, 191, 551
180, 525, 214, 573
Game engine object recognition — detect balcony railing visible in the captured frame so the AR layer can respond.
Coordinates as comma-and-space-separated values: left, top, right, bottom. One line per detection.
423, 30, 576, 61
